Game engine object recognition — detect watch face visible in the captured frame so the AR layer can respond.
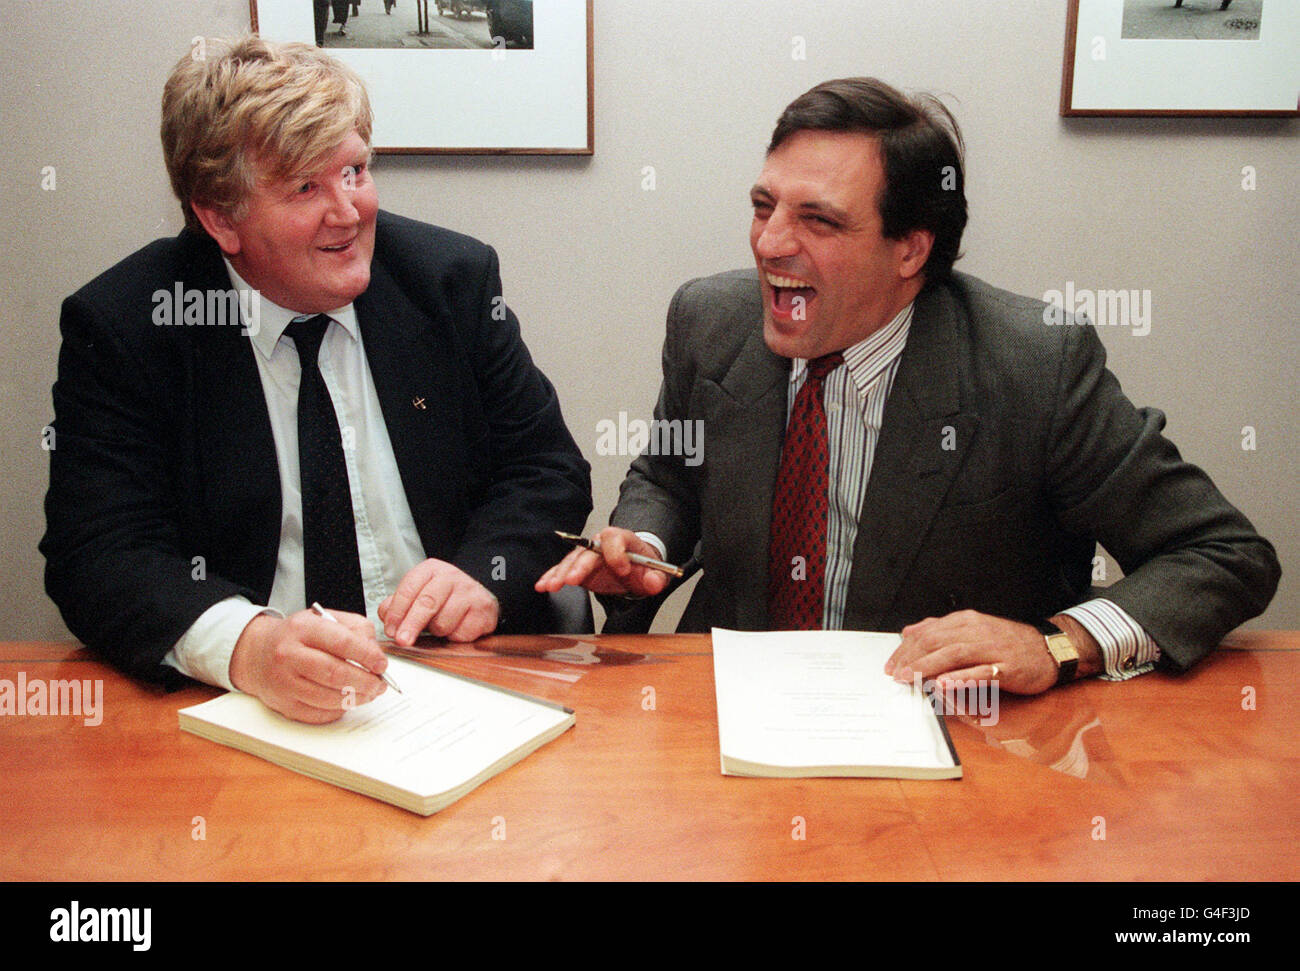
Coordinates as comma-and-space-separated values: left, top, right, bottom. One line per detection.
1046, 633, 1079, 663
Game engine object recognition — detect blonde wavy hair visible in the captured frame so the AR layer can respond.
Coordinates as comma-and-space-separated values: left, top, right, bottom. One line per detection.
161, 36, 373, 234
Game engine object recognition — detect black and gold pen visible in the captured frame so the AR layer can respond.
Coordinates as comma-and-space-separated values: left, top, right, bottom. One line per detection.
554, 531, 685, 579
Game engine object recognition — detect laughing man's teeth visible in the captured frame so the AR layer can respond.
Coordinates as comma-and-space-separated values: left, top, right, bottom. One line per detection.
766, 272, 811, 289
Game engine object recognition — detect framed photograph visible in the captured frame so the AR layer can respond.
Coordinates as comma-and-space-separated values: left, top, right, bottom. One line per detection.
250, 0, 593, 153
1061, 0, 1299, 116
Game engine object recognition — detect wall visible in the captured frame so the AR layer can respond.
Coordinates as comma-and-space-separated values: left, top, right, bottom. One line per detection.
2, 0, 1295, 639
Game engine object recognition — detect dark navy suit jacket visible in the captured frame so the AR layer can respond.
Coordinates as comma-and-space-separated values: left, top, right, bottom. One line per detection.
42, 211, 592, 684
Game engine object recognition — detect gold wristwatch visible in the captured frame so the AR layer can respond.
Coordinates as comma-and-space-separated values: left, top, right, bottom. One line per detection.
1043, 625, 1080, 686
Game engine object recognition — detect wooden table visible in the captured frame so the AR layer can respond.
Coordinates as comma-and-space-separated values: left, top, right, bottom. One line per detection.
1, 632, 1296, 881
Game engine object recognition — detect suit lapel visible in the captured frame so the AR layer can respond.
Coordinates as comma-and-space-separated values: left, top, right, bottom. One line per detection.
354, 259, 469, 558
706, 326, 787, 627
843, 284, 980, 628
180, 234, 281, 598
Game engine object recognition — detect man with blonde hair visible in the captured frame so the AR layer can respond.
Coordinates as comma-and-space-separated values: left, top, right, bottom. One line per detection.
42, 37, 591, 723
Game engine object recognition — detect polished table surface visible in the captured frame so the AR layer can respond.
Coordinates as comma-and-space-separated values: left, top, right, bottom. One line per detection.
1, 631, 1296, 881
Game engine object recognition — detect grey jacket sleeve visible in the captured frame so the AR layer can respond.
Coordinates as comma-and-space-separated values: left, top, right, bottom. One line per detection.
1046, 322, 1280, 671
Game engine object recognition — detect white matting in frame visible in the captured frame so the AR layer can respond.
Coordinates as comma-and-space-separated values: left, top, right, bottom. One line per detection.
251, 0, 593, 152
1062, 0, 1299, 116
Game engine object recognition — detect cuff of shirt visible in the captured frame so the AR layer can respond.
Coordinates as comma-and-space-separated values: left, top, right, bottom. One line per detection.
635, 532, 668, 561
161, 597, 283, 691
1060, 599, 1160, 681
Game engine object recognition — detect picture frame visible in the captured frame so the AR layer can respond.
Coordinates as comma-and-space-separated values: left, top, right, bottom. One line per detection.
1060, 0, 1299, 116
250, 0, 593, 153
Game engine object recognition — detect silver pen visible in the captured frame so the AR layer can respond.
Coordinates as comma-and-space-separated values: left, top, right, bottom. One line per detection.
311, 602, 403, 694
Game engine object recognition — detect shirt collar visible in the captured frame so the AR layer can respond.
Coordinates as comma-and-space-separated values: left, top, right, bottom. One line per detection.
789, 301, 914, 401
222, 257, 361, 361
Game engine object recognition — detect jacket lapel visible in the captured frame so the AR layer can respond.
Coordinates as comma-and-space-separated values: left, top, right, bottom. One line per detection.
705, 327, 788, 628
180, 233, 281, 599
354, 259, 471, 559
842, 284, 980, 628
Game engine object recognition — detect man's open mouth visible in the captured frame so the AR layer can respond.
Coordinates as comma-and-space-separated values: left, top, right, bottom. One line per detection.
766, 271, 816, 315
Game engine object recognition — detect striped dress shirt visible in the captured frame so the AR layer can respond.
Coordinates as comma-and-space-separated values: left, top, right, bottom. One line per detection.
787, 303, 1159, 681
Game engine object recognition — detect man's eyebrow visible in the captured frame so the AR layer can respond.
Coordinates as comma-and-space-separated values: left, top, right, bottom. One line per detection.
795, 200, 850, 222
749, 186, 849, 223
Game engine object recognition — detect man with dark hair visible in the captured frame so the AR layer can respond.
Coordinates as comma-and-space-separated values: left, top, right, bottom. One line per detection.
538, 76, 1278, 694
767, 78, 968, 284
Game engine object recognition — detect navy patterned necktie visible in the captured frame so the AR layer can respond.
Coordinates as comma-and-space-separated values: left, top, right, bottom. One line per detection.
767, 352, 844, 630
284, 314, 366, 615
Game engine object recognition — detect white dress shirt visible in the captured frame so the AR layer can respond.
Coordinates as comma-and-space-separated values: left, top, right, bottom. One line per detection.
161, 260, 427, 689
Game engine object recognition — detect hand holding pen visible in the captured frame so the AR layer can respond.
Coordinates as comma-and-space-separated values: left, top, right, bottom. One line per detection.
312, 603, 403, 694
534, 527, 682, 599
229, 604, 398, 724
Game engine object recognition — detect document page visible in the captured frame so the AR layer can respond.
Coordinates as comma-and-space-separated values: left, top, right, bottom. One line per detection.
180, 656, 574, 799
711, 628, 959, 778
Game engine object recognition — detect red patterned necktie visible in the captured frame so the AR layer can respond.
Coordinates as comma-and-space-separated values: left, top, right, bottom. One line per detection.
768, 352, 844, 629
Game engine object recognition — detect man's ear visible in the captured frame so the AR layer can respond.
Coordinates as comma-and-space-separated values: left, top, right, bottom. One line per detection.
190, 201, 242, 257
897, 228, 934, 281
